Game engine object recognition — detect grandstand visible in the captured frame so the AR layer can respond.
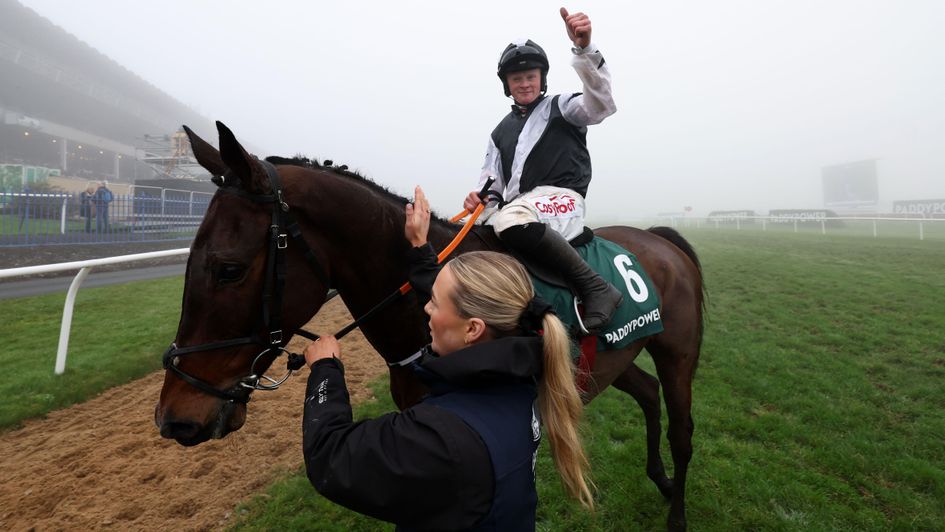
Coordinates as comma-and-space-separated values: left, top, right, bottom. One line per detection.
0, 0, 215, 194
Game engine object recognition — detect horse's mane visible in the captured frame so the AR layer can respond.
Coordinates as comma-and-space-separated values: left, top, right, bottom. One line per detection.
265, 155, 452, 226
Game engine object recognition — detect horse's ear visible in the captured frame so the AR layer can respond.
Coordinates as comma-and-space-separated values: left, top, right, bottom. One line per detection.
183, 125, 227, 183
216, 121, 268, 195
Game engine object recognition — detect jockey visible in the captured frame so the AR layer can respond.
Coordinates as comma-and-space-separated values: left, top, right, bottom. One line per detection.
464, 7, 622, 333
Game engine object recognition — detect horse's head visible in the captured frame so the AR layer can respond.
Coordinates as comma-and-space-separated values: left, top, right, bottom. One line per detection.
155, 121, 330, 446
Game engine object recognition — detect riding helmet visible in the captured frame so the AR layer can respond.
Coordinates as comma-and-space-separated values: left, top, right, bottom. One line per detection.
497, 39, 549, 97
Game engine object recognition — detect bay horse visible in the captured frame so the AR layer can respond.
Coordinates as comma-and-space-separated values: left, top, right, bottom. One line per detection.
155, 122, 705, 531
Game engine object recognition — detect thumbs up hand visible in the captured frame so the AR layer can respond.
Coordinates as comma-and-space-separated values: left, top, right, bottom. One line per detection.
560, 7, 592, 49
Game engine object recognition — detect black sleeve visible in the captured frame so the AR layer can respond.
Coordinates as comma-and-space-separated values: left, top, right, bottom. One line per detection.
302, 358, 493, 530
406, 243, 440, 304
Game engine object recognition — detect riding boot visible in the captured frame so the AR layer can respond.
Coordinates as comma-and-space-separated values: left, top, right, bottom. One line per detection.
502, 224, 623, 333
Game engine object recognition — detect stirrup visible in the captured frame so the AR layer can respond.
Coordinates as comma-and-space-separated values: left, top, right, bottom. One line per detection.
572, 296, 591, 335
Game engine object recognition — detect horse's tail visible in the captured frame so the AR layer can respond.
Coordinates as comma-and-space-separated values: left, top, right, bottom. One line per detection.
647, 226, 707, 344
647, 226, 702, 274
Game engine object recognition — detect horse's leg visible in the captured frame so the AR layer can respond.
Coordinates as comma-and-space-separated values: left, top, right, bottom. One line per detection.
648, 339, 698, 532
611, 361, 673, 499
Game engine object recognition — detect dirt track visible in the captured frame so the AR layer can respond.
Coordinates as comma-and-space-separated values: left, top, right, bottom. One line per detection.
0, 298, 388, 531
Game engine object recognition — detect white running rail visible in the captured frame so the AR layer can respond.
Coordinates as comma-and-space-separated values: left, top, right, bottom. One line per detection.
643, 215, 945, 240
0, 248, 190, 374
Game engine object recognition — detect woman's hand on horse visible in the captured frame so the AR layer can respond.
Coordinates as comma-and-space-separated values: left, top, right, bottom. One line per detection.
304, 335, 341, 367
463, 190, 483, 213
560, 7, 592, 49
405, 185, 431, 247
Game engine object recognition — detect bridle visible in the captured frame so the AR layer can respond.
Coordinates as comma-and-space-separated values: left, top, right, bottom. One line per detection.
162, 161, 496, 404
162, 160, 327, 404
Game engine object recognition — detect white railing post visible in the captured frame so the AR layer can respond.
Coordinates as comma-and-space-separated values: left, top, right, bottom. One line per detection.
821, 220, 826, 235
873, 220, 877, 237
919, 221, 924, 241
56, 266, 91, 374
0, 248, 190, 374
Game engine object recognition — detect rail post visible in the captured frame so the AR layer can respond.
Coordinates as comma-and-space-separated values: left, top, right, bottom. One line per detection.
0, 248, 191, 374
55, 266, 91, 374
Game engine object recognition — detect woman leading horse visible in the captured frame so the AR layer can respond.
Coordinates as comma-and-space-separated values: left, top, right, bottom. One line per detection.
156, 122, 704, 531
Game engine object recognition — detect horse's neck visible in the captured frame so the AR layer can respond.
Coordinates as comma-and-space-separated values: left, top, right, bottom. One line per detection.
291, 170, 462, 265
290, 171, 451, 359
293, 172, 409, 296
294, 171, 392, 235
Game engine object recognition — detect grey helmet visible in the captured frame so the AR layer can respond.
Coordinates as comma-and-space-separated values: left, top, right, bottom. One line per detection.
497, 39, 549, 97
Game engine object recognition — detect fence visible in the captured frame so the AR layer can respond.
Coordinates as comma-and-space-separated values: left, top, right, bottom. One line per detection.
0, 187, 213, 246
0, 248, 190, 374
645, 214, 945, 241
7, 192, 945, 246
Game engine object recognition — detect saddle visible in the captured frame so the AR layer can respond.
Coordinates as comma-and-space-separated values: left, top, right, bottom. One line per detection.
469, 225, 664, 351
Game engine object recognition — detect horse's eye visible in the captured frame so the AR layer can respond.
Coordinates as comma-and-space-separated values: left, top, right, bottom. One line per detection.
218, 263, 245, 283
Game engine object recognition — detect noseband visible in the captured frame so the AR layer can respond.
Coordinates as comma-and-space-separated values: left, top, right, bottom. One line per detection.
163, 160, 327, 404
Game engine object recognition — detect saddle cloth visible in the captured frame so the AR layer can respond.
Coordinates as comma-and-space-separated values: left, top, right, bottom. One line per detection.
529, 235, 664, 352
469, 226, 664, 352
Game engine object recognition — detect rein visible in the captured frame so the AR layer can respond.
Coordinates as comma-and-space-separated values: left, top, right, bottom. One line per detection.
163, 164, 492, 403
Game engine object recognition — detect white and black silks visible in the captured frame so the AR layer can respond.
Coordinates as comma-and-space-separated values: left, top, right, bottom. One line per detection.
477, 45, 616, 204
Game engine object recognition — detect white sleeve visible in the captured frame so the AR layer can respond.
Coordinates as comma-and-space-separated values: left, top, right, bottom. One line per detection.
477, 136, 505, 193
559, 44, 617, 126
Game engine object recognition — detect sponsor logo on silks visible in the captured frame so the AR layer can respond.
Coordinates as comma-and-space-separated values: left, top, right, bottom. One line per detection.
605, 308, 662, 344
533, 194, 578, 217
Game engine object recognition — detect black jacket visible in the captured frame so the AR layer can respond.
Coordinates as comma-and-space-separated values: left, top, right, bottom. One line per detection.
302, 337, 543, 531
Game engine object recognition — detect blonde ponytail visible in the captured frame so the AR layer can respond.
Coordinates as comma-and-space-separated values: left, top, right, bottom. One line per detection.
537, 312, 595, 510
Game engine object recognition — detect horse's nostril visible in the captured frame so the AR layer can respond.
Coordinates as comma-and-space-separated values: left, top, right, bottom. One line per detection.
160, 419, 201, 440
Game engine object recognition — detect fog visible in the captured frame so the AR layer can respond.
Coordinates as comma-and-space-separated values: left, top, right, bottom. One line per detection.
18, 0, 945, 221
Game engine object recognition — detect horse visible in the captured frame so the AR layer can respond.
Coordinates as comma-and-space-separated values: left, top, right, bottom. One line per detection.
155, 122, 705, 531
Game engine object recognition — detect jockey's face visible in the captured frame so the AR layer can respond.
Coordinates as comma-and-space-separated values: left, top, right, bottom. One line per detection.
507, 68, 542, 106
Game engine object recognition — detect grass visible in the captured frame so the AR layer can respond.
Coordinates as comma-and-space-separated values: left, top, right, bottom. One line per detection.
1, 230, 941, 529
230, 230, 945, 530
0, 212, 90, 236
0, 212, 198, 244
0, 276, 183, 431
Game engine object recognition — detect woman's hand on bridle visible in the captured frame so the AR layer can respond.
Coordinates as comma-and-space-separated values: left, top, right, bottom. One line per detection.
405, 185, 431, 247
304, 335, 341, 367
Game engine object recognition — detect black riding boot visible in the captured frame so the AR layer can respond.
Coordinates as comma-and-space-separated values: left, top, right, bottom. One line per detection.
502, 224, 623, 333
